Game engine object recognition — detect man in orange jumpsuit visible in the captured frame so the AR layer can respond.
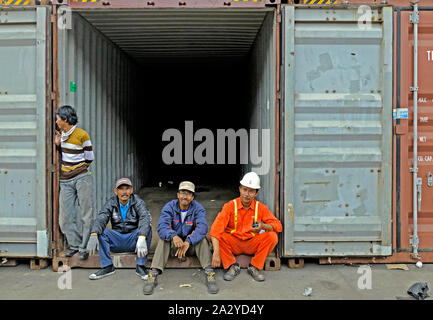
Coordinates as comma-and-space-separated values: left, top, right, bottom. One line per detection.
209, 171, 282, 282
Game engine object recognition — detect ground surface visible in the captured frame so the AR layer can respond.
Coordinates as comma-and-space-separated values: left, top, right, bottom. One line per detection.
1, 260, 431, 300
4, 186, 428, 302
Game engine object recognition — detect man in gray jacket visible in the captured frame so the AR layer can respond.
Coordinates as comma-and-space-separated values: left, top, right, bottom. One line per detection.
87, 177, 152, 280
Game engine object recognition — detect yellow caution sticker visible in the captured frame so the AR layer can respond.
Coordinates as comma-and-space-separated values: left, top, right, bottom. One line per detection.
0, 0, 33, 5
304, 0, 338, 4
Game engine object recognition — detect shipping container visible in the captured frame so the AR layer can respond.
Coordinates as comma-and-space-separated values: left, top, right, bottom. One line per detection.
0, 6, 52, 259
2, 0, 433, 267
392, 5, 433, 261
0, 0, 282, 265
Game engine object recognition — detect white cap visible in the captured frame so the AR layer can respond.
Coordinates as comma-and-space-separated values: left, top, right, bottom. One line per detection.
178, 181, 195, 193
240, 172, 260, 189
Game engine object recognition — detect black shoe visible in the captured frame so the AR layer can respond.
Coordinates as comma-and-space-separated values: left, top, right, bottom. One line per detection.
143, 270, 158, 295
247, 264, 265, 282
136, 265, 148, 279
78, 251, 89, 260
89, 265, 115, 280
64, 248, 79, 257
223, 263, 240, 281
205, 268, 219, 294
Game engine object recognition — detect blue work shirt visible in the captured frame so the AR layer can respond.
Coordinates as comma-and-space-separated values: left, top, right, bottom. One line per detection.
119, 200, 130, 222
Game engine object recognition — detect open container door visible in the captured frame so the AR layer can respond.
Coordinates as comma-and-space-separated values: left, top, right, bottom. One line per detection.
281, 5, 392, 257
0, 5, 51, 258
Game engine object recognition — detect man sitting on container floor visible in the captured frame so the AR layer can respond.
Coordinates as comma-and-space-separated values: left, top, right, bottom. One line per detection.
142, 181, 218, 295
87, 177, 152, 280
210, 171, 282, 282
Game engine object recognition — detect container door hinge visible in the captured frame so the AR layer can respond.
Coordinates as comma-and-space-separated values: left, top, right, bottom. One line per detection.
410, 234, 419, 248
410, 11, 419, 24
428, 172, 433, 187
410, 86, 419, 92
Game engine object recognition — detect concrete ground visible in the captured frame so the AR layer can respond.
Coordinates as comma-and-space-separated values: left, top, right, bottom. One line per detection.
1, 260, 431, 300
3, 186, 428, 302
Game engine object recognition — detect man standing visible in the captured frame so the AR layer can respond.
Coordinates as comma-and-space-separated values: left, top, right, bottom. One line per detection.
143, 181, 218, 295
87, 177, 152, 280
210, 172, 282, 282
55, 105, 95, 260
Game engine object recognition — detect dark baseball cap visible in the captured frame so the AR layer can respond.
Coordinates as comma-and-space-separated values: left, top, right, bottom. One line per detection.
115, 177, 133, 189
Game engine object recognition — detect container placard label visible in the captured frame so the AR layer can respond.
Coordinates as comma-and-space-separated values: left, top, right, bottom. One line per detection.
393, 108, 408, 119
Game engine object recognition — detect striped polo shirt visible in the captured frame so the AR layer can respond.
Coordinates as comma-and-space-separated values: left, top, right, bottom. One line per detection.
60, 127, 94, 180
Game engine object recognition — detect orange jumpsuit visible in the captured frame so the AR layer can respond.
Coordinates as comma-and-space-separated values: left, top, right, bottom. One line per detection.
209, 197, 282, 270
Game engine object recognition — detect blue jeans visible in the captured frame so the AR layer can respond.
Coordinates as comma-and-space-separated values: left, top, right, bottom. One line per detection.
98, 228, 152, 268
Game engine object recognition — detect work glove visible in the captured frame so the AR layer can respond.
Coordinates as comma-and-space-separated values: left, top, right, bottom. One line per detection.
136, 236, 148, 258
86, 234, 99, 256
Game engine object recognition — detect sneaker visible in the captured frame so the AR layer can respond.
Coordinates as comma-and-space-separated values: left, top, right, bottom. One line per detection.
136, 265, 148, 280
64, 248, 78, 257
78, 251, 89, 260
205, 268, 219, 294
89, 265, 115, 280
143, 270, 158, 295
247, 264, 265, 282
223, 263, 240, 281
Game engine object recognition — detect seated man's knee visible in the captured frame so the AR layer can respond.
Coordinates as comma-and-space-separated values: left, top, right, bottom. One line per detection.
265, 231, 278, 246
99, 228, 117, 242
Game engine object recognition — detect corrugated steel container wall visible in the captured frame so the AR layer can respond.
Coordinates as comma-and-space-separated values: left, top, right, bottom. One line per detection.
282, 5, 393, 257
58, 12, 142, 214
394, 7, 433, 253
0, 6, 51, 258
247, 10, 277, 213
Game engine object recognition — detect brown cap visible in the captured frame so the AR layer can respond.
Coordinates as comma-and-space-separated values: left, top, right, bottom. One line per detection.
178, 181, 195, 193
115, 177, 132, 189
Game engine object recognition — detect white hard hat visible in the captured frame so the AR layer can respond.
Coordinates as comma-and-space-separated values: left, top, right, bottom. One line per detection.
240, 172, 260, 189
